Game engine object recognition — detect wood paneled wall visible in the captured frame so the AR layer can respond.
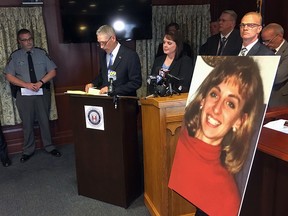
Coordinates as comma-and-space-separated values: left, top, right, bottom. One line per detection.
1, 0, 287, 154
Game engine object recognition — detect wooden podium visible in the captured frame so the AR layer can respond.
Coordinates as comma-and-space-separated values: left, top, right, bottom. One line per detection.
68, 94, 141, 208
140, 93, 196, 216
240, 107, 288, 216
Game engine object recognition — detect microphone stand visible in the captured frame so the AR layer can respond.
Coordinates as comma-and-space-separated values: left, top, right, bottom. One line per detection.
113, 95, 118, 109
166, 74, 181, 97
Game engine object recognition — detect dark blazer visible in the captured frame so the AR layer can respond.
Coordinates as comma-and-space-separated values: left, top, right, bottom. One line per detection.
199, 29, 242, 56
246, 41, 275, 56
269, 40, 288, 107
150, 54, 194, 92
92, 44, 142, 96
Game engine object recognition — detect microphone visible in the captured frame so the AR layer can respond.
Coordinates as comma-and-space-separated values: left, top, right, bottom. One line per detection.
166, 73, 183, 94
156, 74, 165, 85
108, 78, 114, 96
147, 75, 157, 85
147, 75, 165, 85
107, 77, 118, 109
108, 71, 116, 81
108, 70, 116, 96
166, 73, 181, 82
147, 69, 183, 97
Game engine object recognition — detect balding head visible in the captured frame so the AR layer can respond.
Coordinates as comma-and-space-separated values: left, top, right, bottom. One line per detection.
261, 23, 284, 50
240, 12, 263, 46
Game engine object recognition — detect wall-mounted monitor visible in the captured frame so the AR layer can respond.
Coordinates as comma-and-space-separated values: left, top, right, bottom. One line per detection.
60, 0, 152, 43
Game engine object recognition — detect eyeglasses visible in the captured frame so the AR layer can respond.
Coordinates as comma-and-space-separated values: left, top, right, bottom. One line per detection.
19, 37, 33, 42
262, 34, 278, 46
239, 23, 261, 29
97, 36, 112, 47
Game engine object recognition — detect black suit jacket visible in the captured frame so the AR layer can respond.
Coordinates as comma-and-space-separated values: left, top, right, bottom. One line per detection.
92, 44, 142, 96
199, 29, 242, 56
246, 41, 275, 55
150, 55, 194, 92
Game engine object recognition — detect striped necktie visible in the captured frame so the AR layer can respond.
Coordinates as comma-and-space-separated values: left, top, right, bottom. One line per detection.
240, 48, 247, 56
108, 53, 113, 69
217, 37, 227, 55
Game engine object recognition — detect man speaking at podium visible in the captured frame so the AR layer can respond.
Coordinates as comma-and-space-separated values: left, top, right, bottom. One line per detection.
85, 25, 142, 96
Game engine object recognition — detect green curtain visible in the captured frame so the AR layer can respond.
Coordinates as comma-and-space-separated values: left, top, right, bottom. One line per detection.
0, 7, 58, 126
136, 4, 211, 97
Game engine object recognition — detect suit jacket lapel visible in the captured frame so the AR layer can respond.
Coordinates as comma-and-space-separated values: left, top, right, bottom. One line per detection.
111, 46, 123, 70
247, 42, 260, 55
100, 51, 108, 72
214, 34, 221, 54
277, 40, 288, 55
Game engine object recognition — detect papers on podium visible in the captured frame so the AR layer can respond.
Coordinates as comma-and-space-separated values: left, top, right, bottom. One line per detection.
264, 119, 288, 134
66, 88, 107, 96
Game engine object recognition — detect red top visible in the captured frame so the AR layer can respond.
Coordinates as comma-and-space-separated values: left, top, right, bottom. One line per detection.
169, 127, 240, 216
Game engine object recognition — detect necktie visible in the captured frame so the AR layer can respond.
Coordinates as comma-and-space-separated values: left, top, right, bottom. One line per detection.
240, 48, 247, 56
217, 37, 227, 55
272, 49, 277, 54
27, 51, 37, 83
108, 53, 113, 69
107, 53, 114, 81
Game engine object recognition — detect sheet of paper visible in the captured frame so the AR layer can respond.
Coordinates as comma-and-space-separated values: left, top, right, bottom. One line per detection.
21, 88, 43, 96
88, 88, 108, 96
66, 90, 87, 95
65, 89, 108, 96
264, 119, 288, 134
88, 88, 101, 95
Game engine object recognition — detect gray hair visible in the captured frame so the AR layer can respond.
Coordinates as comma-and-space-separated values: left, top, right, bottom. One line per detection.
222, 10, 238, 23
263, 23, 284, 36
96, 25, 116, 37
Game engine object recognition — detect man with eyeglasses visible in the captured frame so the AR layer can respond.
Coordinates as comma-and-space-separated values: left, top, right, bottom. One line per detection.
239, 12, 274, 56
4, 28, 62, 163
85, 25, 142, 96
199, 10, 242, 56
262, 23, 288, 107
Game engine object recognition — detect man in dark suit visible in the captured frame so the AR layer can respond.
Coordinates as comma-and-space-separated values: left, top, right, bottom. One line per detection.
85, 25, 142, 96
239, 12, 274, 56
199, 10, 242, 56
262, 23, 288, 107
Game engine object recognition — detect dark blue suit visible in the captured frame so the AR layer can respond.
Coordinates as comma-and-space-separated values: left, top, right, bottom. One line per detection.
246, 41, 275, 55
92, 44, 142, 96
199, 29, 242, 56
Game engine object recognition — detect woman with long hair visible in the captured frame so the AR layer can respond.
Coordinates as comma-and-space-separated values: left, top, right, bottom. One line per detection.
150, 30, 194, 94
169, 56, 264, 216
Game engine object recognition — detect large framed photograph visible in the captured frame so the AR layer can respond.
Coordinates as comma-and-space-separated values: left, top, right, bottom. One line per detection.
169, 55, 280, 215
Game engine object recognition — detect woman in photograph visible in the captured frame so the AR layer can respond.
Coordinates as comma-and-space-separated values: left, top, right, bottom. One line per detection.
169, 56, 264, 216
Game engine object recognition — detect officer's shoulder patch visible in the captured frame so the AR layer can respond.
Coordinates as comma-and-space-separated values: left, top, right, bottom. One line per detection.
6, 48, 21, 64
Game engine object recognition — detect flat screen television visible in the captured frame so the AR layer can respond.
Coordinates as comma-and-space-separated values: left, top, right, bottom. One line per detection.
60, 0, 152, 43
